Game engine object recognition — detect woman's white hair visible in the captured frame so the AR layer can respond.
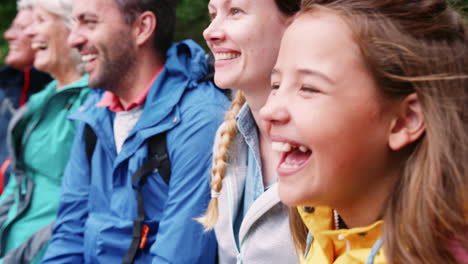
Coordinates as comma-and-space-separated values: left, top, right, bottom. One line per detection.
17, 0, 32, 10
30, 0, 74, 29
30, 0, 85, 73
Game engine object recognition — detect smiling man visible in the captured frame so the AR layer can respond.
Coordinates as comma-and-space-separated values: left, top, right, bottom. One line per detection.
40, 0, 228, 263
0, 0, 51, 175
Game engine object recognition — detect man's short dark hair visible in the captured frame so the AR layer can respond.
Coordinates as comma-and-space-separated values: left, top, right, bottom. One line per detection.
114, 0, 176, 59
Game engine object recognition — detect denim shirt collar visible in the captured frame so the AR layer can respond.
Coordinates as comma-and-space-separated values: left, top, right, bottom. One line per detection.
235, 103, 266, 219
236, 103, 261, 169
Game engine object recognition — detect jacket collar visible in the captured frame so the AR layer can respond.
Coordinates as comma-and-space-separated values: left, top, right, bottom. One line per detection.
236, 103, 262, 172
135, 39, 210, 130
238, 183, 281, 241
229, 105, 283, 242
298, 206, 383, 237
95, 67, 163, 112
298, 206, 384, 262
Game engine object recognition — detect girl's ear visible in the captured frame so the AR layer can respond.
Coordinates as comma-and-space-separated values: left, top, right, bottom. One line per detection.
388, 93, 426, 150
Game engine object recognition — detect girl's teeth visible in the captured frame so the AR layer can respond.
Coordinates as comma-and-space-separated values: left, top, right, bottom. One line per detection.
272, 142, 292, 152
272, 142, 310, 153
279, 163, 301, 169
215, 52, 240, 60
299, 146, 309, 153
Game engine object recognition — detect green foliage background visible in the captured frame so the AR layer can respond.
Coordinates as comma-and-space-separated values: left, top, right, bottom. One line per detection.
0, 0, 211, 65
0, 0, 17, 62
1, 0, 467, 65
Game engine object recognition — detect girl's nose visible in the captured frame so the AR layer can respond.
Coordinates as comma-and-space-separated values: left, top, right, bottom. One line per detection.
260, 91, 291, 126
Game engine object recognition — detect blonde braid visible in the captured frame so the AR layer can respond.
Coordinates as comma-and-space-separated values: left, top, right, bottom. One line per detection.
197, 91, 246, 231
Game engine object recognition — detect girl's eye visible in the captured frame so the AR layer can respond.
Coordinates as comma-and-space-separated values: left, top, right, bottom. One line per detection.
84, 19, 97, 25
300, 86, 320, 93
230, 8, 242, 16
271, 83, 280, 90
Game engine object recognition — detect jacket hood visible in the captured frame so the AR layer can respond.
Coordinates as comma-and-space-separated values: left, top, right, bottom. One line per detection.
138, 39, 210, 127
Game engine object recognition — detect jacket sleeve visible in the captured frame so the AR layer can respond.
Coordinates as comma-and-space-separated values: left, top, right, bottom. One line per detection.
149, 103, 225, 264
40, 123, 89, 263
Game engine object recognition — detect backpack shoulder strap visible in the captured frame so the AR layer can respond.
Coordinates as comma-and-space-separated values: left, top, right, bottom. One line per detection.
122, 132, 171, 264
83, 124, 97, 164
147, 132, 171, 185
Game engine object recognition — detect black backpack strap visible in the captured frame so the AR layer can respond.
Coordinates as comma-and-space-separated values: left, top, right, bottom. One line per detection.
147, 133, 171, 185
122, 132, 171, 264
84, 124, 97, 164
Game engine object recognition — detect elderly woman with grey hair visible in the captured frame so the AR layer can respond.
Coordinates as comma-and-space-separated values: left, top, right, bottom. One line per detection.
0, 0, 90, 262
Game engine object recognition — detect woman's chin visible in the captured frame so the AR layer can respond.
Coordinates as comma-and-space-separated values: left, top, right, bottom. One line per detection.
34, 60, 51, 74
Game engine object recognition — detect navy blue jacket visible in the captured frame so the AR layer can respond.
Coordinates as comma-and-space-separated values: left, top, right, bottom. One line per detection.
0, 66, 51, 165
41, 40, 229, 264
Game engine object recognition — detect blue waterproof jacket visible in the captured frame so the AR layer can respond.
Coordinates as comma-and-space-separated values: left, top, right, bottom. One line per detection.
41, 40, 229, 264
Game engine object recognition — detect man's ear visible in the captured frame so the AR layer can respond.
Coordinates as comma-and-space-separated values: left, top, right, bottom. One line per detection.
388, 93, 426, 150
133, 11, 157, 47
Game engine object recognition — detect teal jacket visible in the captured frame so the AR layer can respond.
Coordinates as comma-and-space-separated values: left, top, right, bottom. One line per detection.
0, 75, 90, 264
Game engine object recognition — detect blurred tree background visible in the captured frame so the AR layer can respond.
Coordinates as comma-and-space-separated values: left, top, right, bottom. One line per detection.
0, 0, 210, 65
176, 0, 210, 48
0, 0, 17, 62
1, 0, 467, 65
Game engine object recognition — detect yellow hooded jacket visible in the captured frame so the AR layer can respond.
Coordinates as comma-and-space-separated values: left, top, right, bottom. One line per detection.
298, 206, 387, 264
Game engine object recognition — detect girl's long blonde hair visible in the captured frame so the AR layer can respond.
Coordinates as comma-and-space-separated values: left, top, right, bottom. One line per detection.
290, 1, 468, 263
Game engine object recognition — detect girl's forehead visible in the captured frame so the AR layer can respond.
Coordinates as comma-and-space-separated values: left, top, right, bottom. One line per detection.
208, 0, 255, 9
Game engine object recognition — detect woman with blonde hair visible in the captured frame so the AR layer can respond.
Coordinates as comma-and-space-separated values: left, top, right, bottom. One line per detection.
261, 0, 468, 263
197, 0, 301, 263
0, 0, 90, 262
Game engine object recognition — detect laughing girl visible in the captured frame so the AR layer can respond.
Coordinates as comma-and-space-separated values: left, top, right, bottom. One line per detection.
261, 0, 468, 263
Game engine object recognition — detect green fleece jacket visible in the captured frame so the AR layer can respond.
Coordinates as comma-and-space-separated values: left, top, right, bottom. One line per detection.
0, 75, 90, 264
